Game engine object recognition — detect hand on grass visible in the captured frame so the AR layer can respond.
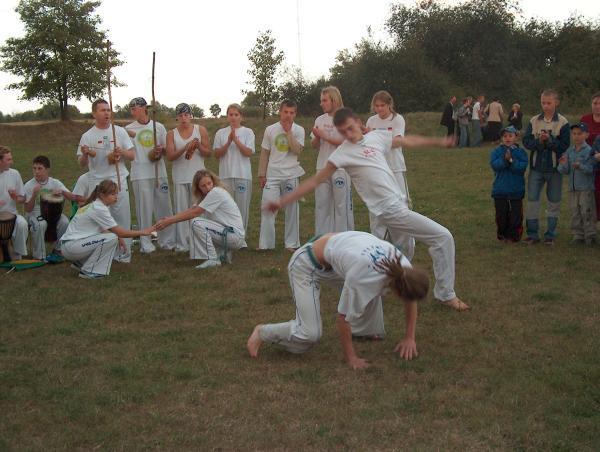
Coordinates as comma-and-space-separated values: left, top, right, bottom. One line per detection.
395, 338, 418, 360
348, 356, 370, 370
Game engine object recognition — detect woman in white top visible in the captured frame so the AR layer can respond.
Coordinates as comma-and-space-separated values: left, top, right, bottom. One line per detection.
366, 90, 415, 260
213, 104, 255, 233
247, 231, 429, 370
61, 180, 154, 279
155, 170, 246, 269
166, 103, 211, 252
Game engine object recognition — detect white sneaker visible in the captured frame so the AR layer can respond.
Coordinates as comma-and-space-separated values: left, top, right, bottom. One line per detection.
78, 270, 106, 280
195, 259, 222, 269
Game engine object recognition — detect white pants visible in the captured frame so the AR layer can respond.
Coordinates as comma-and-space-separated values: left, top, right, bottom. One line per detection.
173, 182, 194, 252
132, 178, 175, 253
61, 233, 119, 276
370, 171, 415, 261
222, 178, 252, 233
259, 178, 300, 250
6, 214, 28, 258
260, 245, 385, 354
373, 201, 456, 302
315, 168, 354, 235
190, 218, 246, 262
27, 214, 69, 259
104, 178, 132, 263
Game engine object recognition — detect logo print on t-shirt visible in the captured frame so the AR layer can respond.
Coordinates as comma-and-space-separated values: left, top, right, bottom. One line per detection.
274, 133, 290, 153
361, 244, 392, 270
362, 147, 377, 158
137, 129, 154, 148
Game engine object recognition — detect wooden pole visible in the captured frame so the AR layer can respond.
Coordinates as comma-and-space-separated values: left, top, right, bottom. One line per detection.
152, 51, 159, 188
106, 40, 121, 192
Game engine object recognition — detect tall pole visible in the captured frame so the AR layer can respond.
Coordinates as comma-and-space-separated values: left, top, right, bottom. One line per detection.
106, 40, 121, 192
296, 0, 302, 72
151, 51, 158, 188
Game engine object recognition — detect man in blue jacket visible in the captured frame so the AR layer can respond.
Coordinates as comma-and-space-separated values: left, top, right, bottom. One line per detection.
490, 126, 529, 242
522, 89, 570, 245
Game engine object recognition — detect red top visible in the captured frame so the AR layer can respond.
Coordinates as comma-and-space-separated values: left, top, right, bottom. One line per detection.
580, 113, 600, 146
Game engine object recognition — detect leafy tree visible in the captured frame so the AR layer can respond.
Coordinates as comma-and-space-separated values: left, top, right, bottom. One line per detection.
189, 104, 204, 118
246, 30, 284, 119
0, 0, 122, 121
210, 103, 222, 118
278, 68, 324, 116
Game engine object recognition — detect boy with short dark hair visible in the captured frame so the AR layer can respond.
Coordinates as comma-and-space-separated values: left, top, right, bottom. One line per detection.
490, 126, 528, 242
0, 146, 28, 259
557, 123, 596, 245
522, 89, 570, 245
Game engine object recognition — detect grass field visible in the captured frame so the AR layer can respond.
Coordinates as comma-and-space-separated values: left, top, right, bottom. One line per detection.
1, 113, 599, 450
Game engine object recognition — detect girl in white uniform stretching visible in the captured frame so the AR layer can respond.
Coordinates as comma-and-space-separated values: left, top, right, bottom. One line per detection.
247, 231, 429, 370
155, 170, 246, 269
166, 103, 211, 252
213, 104, 255, 233
61, 180, 154, 279
366, 90, 415, 260
264, 108, 469, 311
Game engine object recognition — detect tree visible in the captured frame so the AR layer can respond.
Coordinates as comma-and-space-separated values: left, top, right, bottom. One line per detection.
0, 0, 122, 121
210, 103, 222, 118
246, 30, 284, 119
189, 104, 204, 118
278, 68, 324, 116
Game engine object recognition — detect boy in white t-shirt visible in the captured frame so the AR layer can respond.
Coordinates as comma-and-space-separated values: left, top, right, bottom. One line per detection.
213, 103, 255, 233
258, 100, 305, 251
311, 86, 354, 235
0, 146, 28, 259
126, 97, 175, 253
77, 99, 135, 263
23, 155, 76, 259
264, 107, 469, 311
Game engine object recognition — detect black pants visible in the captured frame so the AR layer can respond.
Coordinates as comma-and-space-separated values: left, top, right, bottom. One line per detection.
445, 121, 455, 137
494, 198, 523, 241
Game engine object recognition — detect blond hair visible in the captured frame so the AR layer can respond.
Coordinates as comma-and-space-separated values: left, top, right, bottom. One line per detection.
192, 169, 226, 202
85, 179, 118, 205
373, 251, 429, 301
370, 90, 397, 117
541, 89, 560, 101
226, 103, 243, 116
0, 145, 12, 160
321, 86, 344, 111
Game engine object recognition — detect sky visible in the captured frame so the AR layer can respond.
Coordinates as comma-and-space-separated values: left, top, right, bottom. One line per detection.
0, 0, 599, 115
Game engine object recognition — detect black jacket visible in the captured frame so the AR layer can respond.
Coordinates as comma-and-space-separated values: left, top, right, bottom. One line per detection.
440, 102, 454, 126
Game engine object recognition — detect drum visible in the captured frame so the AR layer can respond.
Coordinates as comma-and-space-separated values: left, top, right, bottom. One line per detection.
39, 192, 64, 242
0, 211, 16, 263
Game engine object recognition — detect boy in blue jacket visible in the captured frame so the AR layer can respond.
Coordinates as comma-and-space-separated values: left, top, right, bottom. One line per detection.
557, 123, 596, 245
490, 126, 529, 242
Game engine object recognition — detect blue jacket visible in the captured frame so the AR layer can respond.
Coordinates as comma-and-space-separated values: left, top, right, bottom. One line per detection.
490, 144, 528, 199
592, 136, 600, 170
522, 112, 570, 172
557, 143, 595, 191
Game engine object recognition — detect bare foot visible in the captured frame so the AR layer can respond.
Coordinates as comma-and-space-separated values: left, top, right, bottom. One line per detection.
285, 247, 298, 253
247, 324, 263, 358
441, 297, 470, 311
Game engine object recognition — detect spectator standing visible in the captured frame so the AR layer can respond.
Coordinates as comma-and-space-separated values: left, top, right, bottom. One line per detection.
579, 92, 600, 218
457, 97, 472, 148
485, 97, 504, 142
508, 103, 523, 132
440, 96, 457, 138
470, 95, 484, 147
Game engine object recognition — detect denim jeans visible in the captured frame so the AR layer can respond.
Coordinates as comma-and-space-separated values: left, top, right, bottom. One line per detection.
459, 124, 469, 148
525, 169, 562, 240
470, 120, 482, 147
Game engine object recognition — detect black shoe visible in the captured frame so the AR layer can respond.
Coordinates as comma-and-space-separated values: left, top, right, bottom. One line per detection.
522, 237, 540, 245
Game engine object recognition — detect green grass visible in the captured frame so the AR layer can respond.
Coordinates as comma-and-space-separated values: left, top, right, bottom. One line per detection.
1, 113, 599, 450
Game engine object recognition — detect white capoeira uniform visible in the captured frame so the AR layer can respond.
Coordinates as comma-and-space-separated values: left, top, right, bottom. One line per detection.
328, 131, 457, 302
72, 172, 94, 202
366, 113, 415, 260
0, 168, 28, 258
60, 200, 119, 276
78, 124, 134, 263
126, 119, 175, 253
23, 177, 69, 259
172, 125, 205, 252
259, 122, 305, 250
311, 113, 354, 235
260, 231, 410, 353
214, 125, 255, 233
190, 187, 246, 262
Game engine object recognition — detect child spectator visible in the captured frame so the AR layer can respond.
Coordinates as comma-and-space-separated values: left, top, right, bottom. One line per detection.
580, 92, 600, 221
557, 123, 596, 245
490, 126, 528, 242
457, 97, 472, 148
522, 89, 570, 245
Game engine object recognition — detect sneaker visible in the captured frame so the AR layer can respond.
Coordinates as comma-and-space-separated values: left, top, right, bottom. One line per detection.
70, 262, 82, 271
78, 270, 106, 279
544, 238, 555, 246
195, 259, 222, 269
522, 237, 540, 245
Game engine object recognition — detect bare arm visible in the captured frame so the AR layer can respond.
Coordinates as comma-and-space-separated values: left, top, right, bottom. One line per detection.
166, 130, 186, 161
336, 314, 369, 370
24, 190, 38, 213
109, 225, 154, 238
287, 131, 303, 155
121, 146, 135, 161
232, 134, 254, 157
154, 205, 204, 230
392, 134, 453, 149
394, 301, 418, 360
198, 126, 211, 158
214, 134, 232, 159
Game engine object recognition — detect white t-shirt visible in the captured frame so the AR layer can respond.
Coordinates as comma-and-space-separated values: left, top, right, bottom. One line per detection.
23, 177, 68, 218
77, 124, 133, 182
328, 130, 405, 216
261, 122, 305, 179
0, 168, 25, 215
197, 187, 245, 236
472, 102, 481, 120
61, 199, 117, 241
125, 120, 168, 181
213, 126, 255, 180
172, 125, 205, 184
72, 172, 94, 199
311, 113, 344, 170
323, 231, 411, 323
366, 113, 406, 172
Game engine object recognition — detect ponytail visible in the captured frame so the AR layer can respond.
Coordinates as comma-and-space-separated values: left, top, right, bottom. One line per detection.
84, 179, 118, 206
373, 251, 429, 301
